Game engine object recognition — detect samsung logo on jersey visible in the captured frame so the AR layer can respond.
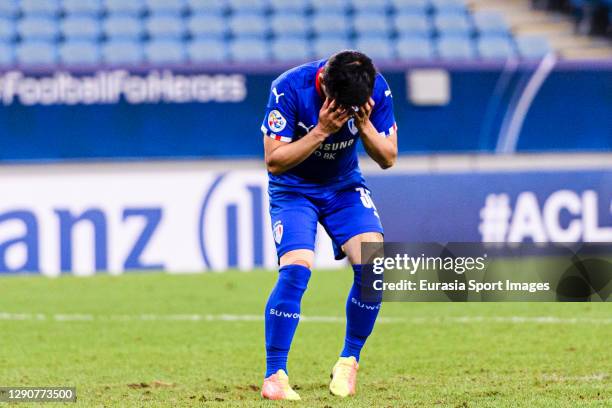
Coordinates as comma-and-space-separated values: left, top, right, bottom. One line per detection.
318, 139, 355, 152
313, 139, 355, 160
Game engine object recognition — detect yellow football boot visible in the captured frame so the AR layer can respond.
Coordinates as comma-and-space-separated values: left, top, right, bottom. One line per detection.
261, 369, 301, 401
329, 356, 359, 397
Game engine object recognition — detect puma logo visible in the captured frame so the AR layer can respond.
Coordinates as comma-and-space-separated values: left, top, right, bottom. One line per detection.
297, 122, 314, 133
272, 87, 284, 104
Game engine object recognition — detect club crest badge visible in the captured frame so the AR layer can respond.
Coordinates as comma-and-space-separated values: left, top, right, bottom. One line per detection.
348, 118, 358, 135
273, 220, 283, 244
268, 110, 287, 133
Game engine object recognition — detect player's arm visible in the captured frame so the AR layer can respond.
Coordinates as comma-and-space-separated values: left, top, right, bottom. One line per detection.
354, 98, 398, 169
265, 99, 350, 175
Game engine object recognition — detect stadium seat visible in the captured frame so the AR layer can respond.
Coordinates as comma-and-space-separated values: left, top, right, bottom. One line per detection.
269, 0, 309, 13
431, 0, 467, 14
227, 0, 268, 14
311, 0, 349, 13
0, 18, 16, 42
146, 0, 186, 15
20, 0, 60, 16
229, 14, 268, 38
394, 12, 433, 37
0, 42, 14, 65
390, 0, 430, 14
229, 38, 269, 62
356, 37, 395, 60
437, 36, 475, 59
186, 0, 228, 14
353, 12, 391, 37
271, 13, 310, 38
272, 38, 312, 61
17, 17, 59, 41
145, 39, 186, 63
62, 0, 102, 16
313, 37, 351, 58
477, 37, 516, 59
145, 15, 186, 39
351, 0, 390, 13
187, 38, 227, 62
434, 14, 472, 36
59, 40, 101, 65
103, 16, 144, 40
472, 11, 510, 36
16, 41, 58, 65
61, 16, 102, 41
312, 13, 351, 37
515, 35, 552, 58
102, 40, 144, 65
0, 1, 18, 18
396, 36, 435, 59
0, 0, 544, 68
187, 14, 227, 39
104, 0, 145, 16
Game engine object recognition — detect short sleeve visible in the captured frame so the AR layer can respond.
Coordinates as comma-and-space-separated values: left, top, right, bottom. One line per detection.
260, 77, 296, 143
370, 74, 398, 137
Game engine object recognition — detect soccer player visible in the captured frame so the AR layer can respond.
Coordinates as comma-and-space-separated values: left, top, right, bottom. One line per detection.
260, 51, 398, 400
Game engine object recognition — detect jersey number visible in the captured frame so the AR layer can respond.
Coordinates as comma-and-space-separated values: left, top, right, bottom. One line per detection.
356, 187, 380, 218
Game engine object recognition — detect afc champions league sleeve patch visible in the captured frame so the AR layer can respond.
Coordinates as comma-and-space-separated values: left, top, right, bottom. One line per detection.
268, 110, 287, 133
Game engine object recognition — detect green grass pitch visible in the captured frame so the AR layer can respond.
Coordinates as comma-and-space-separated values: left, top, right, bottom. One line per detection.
0, 270, 610, 407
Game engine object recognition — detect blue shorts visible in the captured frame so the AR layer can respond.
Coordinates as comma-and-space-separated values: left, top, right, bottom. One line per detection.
269, 182, 384, 260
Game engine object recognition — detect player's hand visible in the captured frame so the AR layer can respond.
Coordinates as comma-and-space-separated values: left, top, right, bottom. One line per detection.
354, 98, 375, 131
315, 99, 350, 138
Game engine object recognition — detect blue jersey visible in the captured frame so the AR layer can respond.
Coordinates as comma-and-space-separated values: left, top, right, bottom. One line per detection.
261, 59, 397, 193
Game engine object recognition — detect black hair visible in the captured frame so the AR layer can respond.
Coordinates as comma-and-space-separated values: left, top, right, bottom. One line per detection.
322, 50, 376, 108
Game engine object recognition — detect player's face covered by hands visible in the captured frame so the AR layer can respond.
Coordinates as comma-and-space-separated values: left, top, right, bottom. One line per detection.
317, 98, 351, 135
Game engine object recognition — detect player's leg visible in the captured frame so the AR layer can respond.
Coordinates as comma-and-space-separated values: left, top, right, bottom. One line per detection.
326, 232, 384, 397
261, 192, 318, 400
319, 185, 384, 397
264, 249, 314, 379
340, 232, 384, 361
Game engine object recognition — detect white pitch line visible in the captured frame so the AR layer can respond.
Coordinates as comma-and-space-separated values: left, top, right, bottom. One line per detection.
0, 312, 611, 325
541, 373, 609, 382
0, 312, 46, 320
54, 314, 95, 321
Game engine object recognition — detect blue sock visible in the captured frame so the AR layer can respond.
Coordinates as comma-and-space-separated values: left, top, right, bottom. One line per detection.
341, 264, 381, 361
264, 264, 311, 378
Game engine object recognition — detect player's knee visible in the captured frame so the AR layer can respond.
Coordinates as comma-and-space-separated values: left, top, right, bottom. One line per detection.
361, 232, 384, 243
280, 249, 314, 270
278, 263, 312, 294
345, 232, 384, 249
291, 260, 311, 268
343, 232, 384, 265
